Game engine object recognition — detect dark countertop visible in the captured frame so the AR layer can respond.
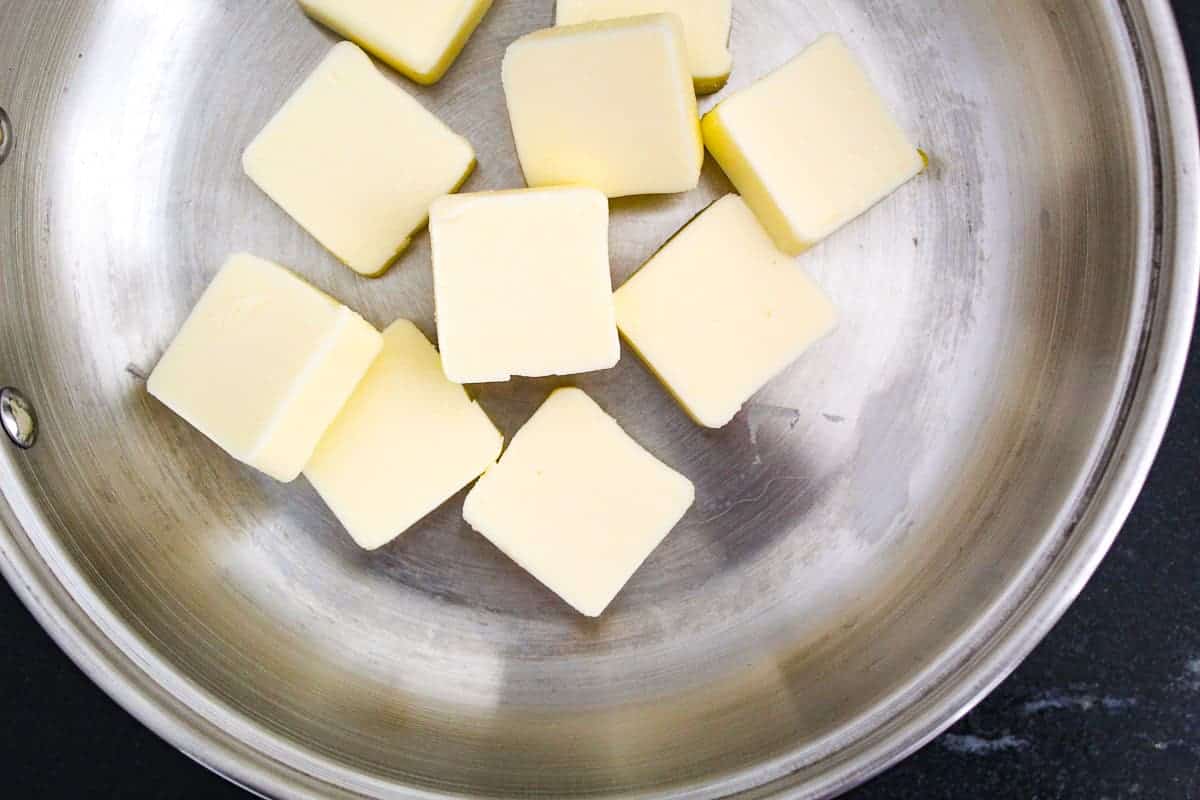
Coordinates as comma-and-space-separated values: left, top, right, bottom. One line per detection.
2, 7, 1198, 800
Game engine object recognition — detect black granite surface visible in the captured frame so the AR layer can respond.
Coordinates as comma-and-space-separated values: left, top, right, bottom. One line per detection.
1, 6, 1198, 800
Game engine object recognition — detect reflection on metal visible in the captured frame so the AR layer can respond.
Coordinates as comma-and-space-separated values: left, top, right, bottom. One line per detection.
1, 387, 37, 449
0, 107, 11, 166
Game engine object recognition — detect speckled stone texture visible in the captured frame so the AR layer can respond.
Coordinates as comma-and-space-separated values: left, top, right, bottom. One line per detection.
0, 6, 1197, 799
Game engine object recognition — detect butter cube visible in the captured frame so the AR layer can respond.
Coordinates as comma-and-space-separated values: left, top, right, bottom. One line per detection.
430, 187, 619, 383
148, 254, 382, 482
463, 388, 695, 617
614, 195, 836, 428
556, 0, 733, 94
305, 320, 503, 550
244, 42, 476, 277
298, 0, 493, 85
502, 14, 702, 197
702, 34, 924, 255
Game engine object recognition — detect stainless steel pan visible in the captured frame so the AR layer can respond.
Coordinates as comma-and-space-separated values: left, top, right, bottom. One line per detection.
0, 1, 1196, 797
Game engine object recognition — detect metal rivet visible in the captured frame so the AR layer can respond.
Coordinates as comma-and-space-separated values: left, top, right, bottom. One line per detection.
1, 388, 38, 449
0, 107, 11, 166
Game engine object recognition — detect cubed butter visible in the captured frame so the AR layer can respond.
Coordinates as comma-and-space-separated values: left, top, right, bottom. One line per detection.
244, 42, 476, 277
502, 14, 702, 197
148, 253, 382, 482
430, 187, 619, 383
297, 0, 493, 85
614, 195, 836, 428
463, 388, 695, 617
304, 320, 503, 550
702, 34, 924, 255
556, 0, 733, 94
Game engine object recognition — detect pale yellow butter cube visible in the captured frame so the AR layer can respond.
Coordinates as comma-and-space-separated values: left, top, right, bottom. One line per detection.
430, 187, 619, 383
463, 388, 695, 617
305, 320, 503, 550
244, 42, 476, 277
502, 14, 702, 197
298, 0, 493, 85
148, 254, 382, 482
702, 34, 924, 255
556, 0, 733, 94
615, 195, 836, 428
